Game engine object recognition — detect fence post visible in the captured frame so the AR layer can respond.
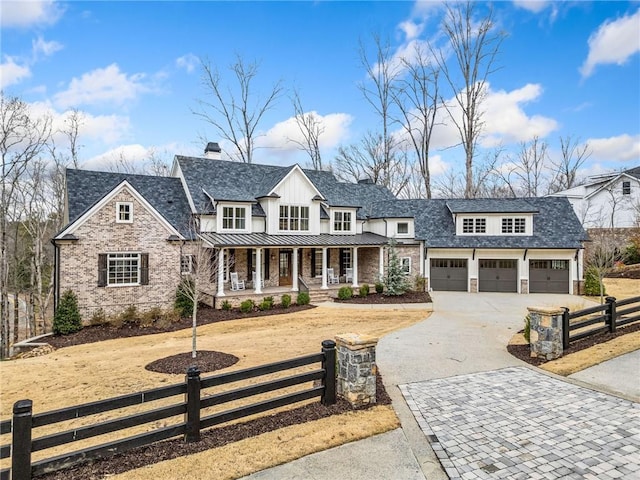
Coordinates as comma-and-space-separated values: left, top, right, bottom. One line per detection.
562, 307, 570, 350
321, 340, 336, 406
12, 399, 32, 480
606, 296, 617, 334
184, 366, 201, 443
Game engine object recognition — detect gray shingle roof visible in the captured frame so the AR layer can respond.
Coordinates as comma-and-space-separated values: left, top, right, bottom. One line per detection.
65, 169, 193, 237
175, 156, 396, 219
446, 198, 539, 214
370, 197, 587, 249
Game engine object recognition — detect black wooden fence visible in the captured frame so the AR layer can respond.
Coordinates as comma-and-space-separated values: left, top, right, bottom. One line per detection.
562, 296, 640, 349
0, 340, 337, 480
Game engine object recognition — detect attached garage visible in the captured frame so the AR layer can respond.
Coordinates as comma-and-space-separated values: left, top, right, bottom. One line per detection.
430, 258, 468, 291
529, 260, 569, 293
479, 259, 518, 292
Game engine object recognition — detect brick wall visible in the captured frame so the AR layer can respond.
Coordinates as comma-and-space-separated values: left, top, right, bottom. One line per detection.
58, 188, 183, 320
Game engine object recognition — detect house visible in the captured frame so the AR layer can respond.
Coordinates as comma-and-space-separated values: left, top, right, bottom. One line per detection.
52, 143, 588, 318
548, 166, 640, 229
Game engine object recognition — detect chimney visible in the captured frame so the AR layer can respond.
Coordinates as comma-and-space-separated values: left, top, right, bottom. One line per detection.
358, 178, 374, 184
204, 142, 222, 160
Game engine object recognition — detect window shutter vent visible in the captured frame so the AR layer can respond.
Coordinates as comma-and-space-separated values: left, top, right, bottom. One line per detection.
140, 253, 149, 285
98, 254, 107, 287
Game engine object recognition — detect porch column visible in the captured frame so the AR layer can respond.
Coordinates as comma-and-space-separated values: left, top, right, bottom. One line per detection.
352, 247, 359, 288
254, 248, 262, 295
292, 247, 299, 292
378, 246, 384, 281
321, 247, 328, 289
217, 248, 225, 297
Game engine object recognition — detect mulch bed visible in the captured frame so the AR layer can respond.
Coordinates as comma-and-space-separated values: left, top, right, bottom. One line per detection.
44, 304, 316, 349
507, 321, 640, 367
145, 351, 240, 374
38, 373, 392, 480
334, 290, 432, 304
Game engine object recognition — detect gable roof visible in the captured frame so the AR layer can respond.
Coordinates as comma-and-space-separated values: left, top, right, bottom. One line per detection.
175, 156, 396, 218
370, 197, 587, 249
65, 169, 193, 237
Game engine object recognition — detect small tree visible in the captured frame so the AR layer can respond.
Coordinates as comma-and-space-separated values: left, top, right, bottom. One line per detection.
585, 232, 617, 304
384, 239, 408, 296
53, 290, 82, 335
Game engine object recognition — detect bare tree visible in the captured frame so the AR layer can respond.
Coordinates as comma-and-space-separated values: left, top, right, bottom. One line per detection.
334, 132, 410, 196
394, 44, 442, 198
195, 55, 284, 163
434, 1, 505, 198
434, 146, 505, 198
0, 93, 51, 357
358, 34, 402, 184
548, 135, 591, 193
498, 136, 550, 197
290, 89, 324, 170
586, 230, 618, 304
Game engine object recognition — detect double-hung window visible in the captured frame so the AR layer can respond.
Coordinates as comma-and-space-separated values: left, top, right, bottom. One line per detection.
181, 254, 194, 275
116, 202, 133, 223
622, 181, 631, 195
401, 257, 411, 275
333, 211, 352, 232
108, 253, 140, 285
222, 207, 246, 230
279, 205, 310, 231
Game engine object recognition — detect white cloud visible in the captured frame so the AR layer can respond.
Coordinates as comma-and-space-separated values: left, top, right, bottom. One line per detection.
1, 0, 64, 27
398, 20, 425, 41
32, 36, 63, 59
580, 9, 640, 78
53, 64, 152, 109
513, 1, 550, 14
82, 144, 150, 170
587, 134, 640, 162
0, 56, 31, 88
176, 54, 199, 74
256, 111, 353, 152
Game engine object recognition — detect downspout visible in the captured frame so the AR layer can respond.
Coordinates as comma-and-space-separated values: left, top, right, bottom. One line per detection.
575, 248, 580, 295
51, 239, 59, 314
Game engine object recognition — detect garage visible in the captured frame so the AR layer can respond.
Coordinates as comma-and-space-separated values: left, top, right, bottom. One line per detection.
529, 260, 569, 293
430, 259, 468, 291
479, 259, 518, 292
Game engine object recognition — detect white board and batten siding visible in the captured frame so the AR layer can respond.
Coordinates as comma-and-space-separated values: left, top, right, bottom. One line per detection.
266, 168, 321, 235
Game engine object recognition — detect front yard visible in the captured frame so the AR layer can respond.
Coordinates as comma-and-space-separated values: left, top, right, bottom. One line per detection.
0, 305, 430, 478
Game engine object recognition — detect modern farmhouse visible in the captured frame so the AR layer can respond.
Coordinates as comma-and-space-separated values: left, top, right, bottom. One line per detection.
53, 144, 588, 318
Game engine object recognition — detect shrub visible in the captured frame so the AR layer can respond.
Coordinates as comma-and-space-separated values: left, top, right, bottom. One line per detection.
384, 239, 409, 296
259, 296, 274, 311
53, 290, 82, 335
140, 306, 163, 327
359, 283, 370, 297
414, 275, 426, 292
624, 241, 640, 265
523, 315, 531, 343
240, 299, 255, 313
175, 279, 195, 317
375, 281, 384, 294
296, 292, 310, 305
281, 294, 292, 308
338, 286, 353, 300
120, 305, 139, 324
221, 300, 232, 311
584, 267, 605, 296
156, 308, 181, 329
89, 308, 106, 326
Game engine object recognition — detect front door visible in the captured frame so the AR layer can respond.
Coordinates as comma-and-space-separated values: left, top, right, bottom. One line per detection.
279, 250, 292, 286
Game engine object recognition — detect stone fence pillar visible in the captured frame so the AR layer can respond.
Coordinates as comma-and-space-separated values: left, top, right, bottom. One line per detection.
335, 333, 378, 408
527, 306, 564, 360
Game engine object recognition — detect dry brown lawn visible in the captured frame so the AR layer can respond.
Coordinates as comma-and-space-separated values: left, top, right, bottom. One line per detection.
0, 306, 429, 473
602, 278, 640, 300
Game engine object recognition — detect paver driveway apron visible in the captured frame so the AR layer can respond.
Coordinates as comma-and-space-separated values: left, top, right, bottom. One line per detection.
377, 292, 639, 480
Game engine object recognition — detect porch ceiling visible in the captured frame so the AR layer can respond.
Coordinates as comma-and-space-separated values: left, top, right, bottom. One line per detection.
199, 232, 389, 248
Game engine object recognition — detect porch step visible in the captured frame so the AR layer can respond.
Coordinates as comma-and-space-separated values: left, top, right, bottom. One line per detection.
308, 290, 333, 305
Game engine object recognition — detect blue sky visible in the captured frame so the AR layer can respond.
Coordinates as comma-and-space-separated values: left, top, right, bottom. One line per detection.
1, 0, 639, 180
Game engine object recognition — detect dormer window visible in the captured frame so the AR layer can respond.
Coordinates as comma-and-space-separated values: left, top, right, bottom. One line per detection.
222, 207, 246, 230
334, 211, 352, 231
462, 217, 486, 234
279, 205, 310, 231
116, 202, 133, 223
622, 181, 631, 195
397, 222, 409, 235
502, 217, 526, 234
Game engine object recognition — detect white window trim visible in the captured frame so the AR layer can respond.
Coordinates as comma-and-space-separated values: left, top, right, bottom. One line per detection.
221, 206, 248, 232
279, 204, 310, 232
181, 254, 194, 275
333, 210, 352, 233
107, 252, 140, 287
397, 222, 409, 235
116, 202, 133, 223
401, 257, 411, 275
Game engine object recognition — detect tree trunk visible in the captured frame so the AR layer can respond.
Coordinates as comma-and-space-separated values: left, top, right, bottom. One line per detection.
13, 292, 19, 343
191, 303, 198, 359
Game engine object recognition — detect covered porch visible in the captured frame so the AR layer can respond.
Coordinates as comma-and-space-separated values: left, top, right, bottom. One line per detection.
198, 232, 389, 304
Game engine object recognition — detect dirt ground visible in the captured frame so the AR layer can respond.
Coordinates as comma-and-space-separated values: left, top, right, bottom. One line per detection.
0, 306, 429, 473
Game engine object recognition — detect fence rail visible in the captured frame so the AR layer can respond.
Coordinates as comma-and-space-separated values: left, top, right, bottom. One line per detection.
562, 296, 640, 349
0, 340, 337, 480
